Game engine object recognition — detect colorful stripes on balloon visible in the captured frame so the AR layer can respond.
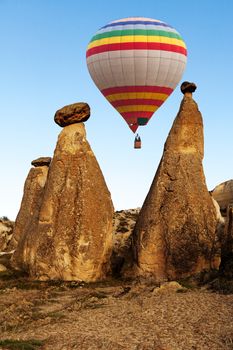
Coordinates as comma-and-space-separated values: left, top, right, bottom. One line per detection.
101, 85, 173, 132
87, 42, 186, 58
86, 19, 187, 58
86, 17, 187, 132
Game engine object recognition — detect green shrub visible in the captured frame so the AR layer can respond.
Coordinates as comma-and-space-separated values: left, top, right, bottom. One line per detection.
0, 339, 44, 350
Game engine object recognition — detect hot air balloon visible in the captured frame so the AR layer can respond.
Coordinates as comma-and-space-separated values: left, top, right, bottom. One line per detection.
86, 17, 187, 147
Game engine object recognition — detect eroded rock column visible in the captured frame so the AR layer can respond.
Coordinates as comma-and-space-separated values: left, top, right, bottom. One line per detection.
28, 103, 114, 281
11, 157, 51, 269
133, 82, 220, 281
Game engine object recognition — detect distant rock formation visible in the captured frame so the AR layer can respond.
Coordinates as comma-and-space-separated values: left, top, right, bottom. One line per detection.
211, 195, 225, 241
211, 180, 233, 216
111, 208, 140, 276
0, 218, 14, 252
10, 158, 51, 254
14, 104, 113, 282
219, 205, 233, 278
132, 83, 220, 281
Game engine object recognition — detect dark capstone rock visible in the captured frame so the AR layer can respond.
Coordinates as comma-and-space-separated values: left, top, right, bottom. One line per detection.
31, 157, 52, 167
181, 81, 197, 94
54, 103, 90, 127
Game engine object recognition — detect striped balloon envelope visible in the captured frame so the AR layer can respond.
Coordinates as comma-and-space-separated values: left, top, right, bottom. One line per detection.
86, 17, 187, 133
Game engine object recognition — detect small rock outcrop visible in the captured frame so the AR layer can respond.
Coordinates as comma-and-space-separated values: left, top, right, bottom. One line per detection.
10, 159, 50, 253
0, 218, 14, 271
0, 251, 14, 271
153, 281, 186, 294
211, 180, 233, 216
0, 218, 14, 252
54, 103, 90, 127
132, 83, 220, 281
15, 115, 113, 281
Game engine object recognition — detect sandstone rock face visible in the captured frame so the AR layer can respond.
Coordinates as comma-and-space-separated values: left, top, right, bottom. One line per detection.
212, 180, 233, 215
0, 218, 14, 251
133, 95, 220, 281
111, 208, 140, 276
31, 157, 51, 167
10, 165, 49, 254
219, 206, 233, 278
0, 251, 14, 270
54, 103, 90, 127
19, 123, 113, 282
153, 281, 186, 294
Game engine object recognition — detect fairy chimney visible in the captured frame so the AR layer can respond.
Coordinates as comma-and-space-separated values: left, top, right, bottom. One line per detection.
10, 157, 51, 255
16, 103, 114, 282
132, 83, 220, 281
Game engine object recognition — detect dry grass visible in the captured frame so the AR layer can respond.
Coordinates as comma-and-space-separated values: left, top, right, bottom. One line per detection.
0, 274, 232, 350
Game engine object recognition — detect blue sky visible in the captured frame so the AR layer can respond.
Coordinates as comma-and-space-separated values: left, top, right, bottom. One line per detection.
0, 0, 233, 220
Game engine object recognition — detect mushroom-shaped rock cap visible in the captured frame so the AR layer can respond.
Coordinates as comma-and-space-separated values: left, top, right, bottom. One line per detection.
54, 103, 90, 127
180, 81, 197, 94
31, 157, 52, 167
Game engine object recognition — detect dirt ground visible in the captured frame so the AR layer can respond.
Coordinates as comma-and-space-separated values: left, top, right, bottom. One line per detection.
0, 275, 233, 350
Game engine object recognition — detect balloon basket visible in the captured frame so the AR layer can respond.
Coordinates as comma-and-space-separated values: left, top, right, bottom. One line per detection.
134, 134, 141, 149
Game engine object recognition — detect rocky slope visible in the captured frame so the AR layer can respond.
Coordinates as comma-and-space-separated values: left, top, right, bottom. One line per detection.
0, 276, 232, 350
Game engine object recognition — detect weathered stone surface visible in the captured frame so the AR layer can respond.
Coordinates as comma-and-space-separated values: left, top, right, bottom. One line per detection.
219, 206, 233, 278
10, 165, 49, 255
153, 281, 186, 294
180, 81, 197, 94
0, 263, 7, 272
0, 251, 14, 269
211, 180, 233, 216
111, 208, 140, 277
31, 157, 51, 167
132, 94, 220, 281
0, 219, 14, 251
16, 123, 113, 282
211, 196, 225, 248
54, 103, 90, 127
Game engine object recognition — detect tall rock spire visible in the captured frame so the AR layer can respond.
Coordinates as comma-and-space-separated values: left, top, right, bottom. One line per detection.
10, 157, 51, 256
132, 83, 220, 281
15, 103, 114, 282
